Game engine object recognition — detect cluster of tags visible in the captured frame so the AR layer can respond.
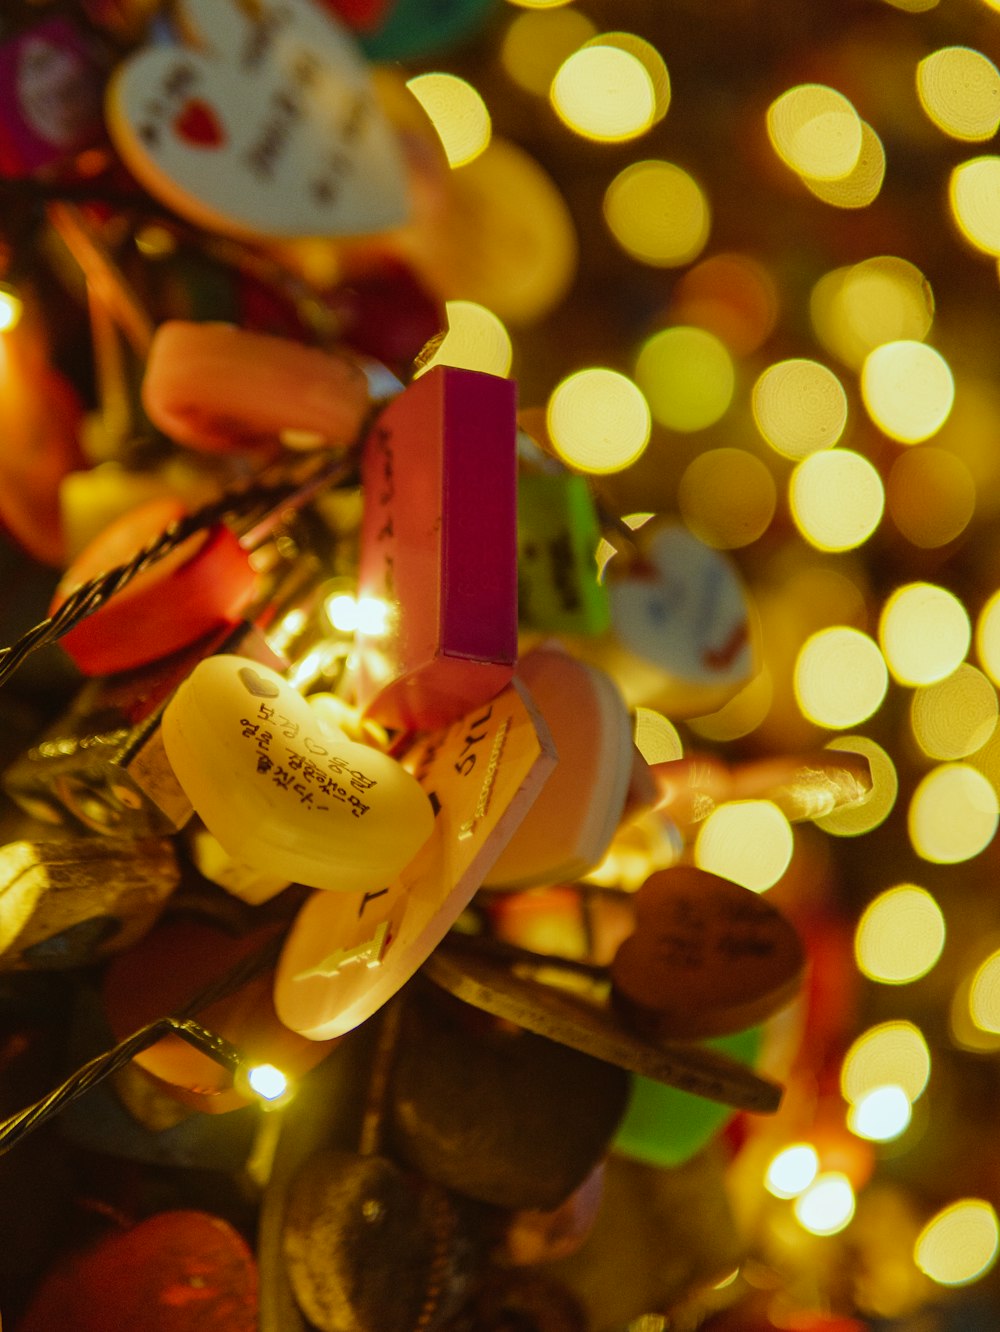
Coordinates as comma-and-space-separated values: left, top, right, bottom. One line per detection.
0, 2, 874, 1330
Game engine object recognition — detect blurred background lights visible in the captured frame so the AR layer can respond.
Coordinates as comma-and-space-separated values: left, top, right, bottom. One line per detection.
802, 121, 886, 209
405, 72, 492, 167
794, 627, 888, 729
546, 368, 651, 473
910, 664, 998, 760
670, 253, 779, 355
604, 161, 710, 267
917, 47, 1000, 141
794, 1172, 857, 1236
887, 447, 976, 548
632, 707, 684, 764
848, 1085, 913, 1141
915, 1201, 1000, 1286
415, 300, 513, 377
841, 1020, 931, 1105
583, 34, 670, 124
753, 359, 848, 459
246, 1063, 289, 1102
501, 7, 596, 96
810, 257, 934, 371
789, 450, 884, 551
677, 448, 776, 549
949, 157, 1000, 255
767, 84, 863, 180
854, 884, 946, 984
975, 590, 1000, 686
687, 664, 774, 743
551, 44, 656, 142
506, 0, 575, 7
969, 949, 1000, 1032
765, 1143, 820, 1199
861, 341, 955, 444
879, 583, 970, 685
693, 799, 794, 892
634, 326, 734, 431
817, 737, 899, 837
908, 763, 999, 863
0, 286, 22, 333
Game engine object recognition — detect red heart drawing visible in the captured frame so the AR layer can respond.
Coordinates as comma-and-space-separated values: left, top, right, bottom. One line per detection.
174, 98, 225, 148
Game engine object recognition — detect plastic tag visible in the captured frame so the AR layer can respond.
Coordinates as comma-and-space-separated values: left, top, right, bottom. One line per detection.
352, 365, 518, 730
517, 472, 610, 636
106, 0, 409, 239
274, 679, 557, 1040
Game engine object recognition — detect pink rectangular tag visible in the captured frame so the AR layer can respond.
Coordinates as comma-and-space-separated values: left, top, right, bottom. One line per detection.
353, 365, 518, 730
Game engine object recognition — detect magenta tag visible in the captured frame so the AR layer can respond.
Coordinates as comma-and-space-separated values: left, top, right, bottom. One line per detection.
353, 366, 518, 731
0, 18, 106, 178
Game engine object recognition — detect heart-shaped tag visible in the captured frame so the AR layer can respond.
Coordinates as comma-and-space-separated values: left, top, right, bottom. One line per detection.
161, 655, 435, 892
610, 866, 807, 1041
105, 0, 410, 239
274, 679, 557, 1040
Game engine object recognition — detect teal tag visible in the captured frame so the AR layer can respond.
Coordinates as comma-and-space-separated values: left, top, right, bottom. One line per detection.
613, 1025, 763, 1167
360, 0, 498, 60
518, 472, 611, 636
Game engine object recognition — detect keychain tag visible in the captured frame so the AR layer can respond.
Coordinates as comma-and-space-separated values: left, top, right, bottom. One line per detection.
274, 679, 557, 1040
517, 472, 610, 637
106, 0, 409, 239
352, 365, 518, 731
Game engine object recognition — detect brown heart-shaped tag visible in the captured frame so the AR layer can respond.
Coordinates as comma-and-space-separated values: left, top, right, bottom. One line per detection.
610, 866, 806, 1040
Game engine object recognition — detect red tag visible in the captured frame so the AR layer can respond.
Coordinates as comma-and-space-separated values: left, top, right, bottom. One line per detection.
353, 366, 518, 730
19, 1211, 258, 1332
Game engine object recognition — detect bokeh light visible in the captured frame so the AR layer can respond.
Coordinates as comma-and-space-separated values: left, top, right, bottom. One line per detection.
633, 707, 684, 764
634, 326, 734, 431
546, 368, 651, 473
848, 1086, 913, 1142
949, 157, 1000, 255
583, 33, 670, 124
861, 341, 955, 444
415, 300, 513, 377
693, 799, 794, 892
969, 949, 1000, 1031
802, 120, 885, 209
816, 736, 899, 837
405, 72, 492, 167
915, 1201, 1000, 1286
854, 884, 946, 984
841, 1021, 931, 1104
917, 47, 1000, 141
789, 450, 884, 551
766, 1143, 820, 1199
0, 287, 23, 333
551, 44, 657, 142
886, 447, 976, 548
670, 253, 779, 355
908, 763, 999, 863
794, 628, 888, 729
767, 84, 863, 180
501, 8, 598, 96
910, 664, 998, 760
794, 1173, 857, 1236
976, 590, 1000, 686
879, 583, 971, 685
676, 448, 777, 548
753, 359, 848, 459
811, 257, 934, 371
604, 161, 711, 267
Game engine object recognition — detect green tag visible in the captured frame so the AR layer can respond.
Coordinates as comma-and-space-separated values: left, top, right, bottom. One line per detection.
518, 472, 611, 636
360, 0, 498, 60
613, 1025, 763, 1168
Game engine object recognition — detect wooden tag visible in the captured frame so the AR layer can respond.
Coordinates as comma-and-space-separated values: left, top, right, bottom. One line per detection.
352, 365, 518, 730
610, 866, 807, 1041
106, 0, 409, 239
274, 679, 557, 1040
424, 935, 783, 1113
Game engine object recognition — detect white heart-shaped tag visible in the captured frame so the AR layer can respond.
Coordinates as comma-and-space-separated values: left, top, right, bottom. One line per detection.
105, 0, 410, 239
161, 655, 435, 891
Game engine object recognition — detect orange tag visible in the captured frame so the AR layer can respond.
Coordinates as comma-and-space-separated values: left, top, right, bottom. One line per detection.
274, 680, 557, 1040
